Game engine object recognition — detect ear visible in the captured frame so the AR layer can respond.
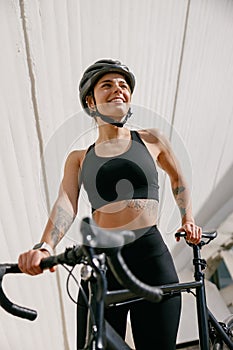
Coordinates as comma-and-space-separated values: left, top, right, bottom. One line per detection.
86, 95, 96, 111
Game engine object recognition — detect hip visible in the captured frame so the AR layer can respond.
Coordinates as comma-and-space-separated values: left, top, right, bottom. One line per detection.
120, 225, 179, 285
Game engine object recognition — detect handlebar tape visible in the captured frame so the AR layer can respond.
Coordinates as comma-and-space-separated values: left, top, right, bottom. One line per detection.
175, 231, 217, 240
0, 287, 37, 321
0, 265, 37, 321
0, 245, 84, 321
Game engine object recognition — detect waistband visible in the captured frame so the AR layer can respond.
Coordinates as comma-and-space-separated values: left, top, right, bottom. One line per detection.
132, 225, 158, 240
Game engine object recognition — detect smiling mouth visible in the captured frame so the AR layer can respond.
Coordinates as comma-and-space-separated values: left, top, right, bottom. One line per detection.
109, 98, 125, 103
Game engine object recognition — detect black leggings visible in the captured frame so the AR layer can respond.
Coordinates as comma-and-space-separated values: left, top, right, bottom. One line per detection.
77, 226, 181, 349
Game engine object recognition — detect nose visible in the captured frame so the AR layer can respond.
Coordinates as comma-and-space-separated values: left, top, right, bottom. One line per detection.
113, 82, 123, 93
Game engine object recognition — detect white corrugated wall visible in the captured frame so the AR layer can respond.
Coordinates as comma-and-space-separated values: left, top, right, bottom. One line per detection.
1, 0, 233, 348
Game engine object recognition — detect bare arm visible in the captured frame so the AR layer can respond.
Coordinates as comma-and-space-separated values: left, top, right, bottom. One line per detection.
156, 131, 201, 244
40, 150, 81, 248
158, 154, 193, 225
18, 150, 83, 274
40, 188, 76, 250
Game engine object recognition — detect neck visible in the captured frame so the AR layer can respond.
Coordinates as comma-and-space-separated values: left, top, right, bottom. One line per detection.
96, 123, 130, 142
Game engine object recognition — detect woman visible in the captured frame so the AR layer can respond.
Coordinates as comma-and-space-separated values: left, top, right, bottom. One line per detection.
18, 59, 202, 349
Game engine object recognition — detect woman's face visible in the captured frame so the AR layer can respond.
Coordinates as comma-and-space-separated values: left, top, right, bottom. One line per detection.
88, 72, 132, 119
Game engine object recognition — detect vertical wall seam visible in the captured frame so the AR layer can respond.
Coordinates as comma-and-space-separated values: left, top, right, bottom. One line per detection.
158, 0, 191, 227
19, 1, 70, 349
212, 111, 233, 189
169, 0, 191, 141
19, 0, 50, 214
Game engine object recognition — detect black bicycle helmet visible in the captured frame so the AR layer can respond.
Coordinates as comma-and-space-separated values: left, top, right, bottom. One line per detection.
79, 59, 136, 115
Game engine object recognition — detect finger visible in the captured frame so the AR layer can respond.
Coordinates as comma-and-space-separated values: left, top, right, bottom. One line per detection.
193, 226, 202, 244
196, 226, 202, 244
188, 226, 202, 244
183, 223, 197, 243
18, 251, 41, 275
175, 227, 182, 242
184, 225, 193, 242
49, 266, 57, 273
18, 254, 26, 273
30, 252, 43, 275
22, 251, 42, 275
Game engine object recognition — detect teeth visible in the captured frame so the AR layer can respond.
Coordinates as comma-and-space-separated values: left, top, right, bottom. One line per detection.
111, 98, 124, 102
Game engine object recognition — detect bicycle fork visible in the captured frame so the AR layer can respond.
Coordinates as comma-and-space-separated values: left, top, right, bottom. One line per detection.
193, 244, 210, 350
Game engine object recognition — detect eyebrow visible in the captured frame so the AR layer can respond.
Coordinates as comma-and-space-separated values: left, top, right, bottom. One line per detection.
99, 79, 128, 84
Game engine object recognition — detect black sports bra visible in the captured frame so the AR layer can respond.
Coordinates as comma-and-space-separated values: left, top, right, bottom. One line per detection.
79, 130, 159, 212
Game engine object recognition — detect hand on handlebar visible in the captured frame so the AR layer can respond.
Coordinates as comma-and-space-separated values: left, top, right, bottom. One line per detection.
176, 221, 202, 245
18, 250, 57, 275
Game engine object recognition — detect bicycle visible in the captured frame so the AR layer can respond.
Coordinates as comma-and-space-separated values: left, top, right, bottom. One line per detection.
0, 217, 232, 349
0, 217, 162, 350
173, 231, 233, 350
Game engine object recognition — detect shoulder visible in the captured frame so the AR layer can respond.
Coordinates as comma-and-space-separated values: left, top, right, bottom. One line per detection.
137, 128, 171, 150
65, 149, 85, 164
64, 149, 88, 171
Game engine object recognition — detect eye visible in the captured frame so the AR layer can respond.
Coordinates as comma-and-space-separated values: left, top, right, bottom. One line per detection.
120, 82, 130, 90
101, 83, 112, 88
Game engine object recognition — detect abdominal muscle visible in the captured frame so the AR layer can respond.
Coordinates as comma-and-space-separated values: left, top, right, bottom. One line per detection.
92, 198, 159, 231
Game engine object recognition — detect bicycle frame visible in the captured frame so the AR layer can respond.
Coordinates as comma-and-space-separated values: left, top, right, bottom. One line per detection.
79, 245, 133, 350
193, 242, 210, 349
0, 218, 162, 350
0, 221, 232, 350
105, 237, 233, 350
79, 240, 209, 349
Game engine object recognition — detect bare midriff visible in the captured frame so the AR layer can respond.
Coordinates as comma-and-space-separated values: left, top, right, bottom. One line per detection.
93, 198, 159, 231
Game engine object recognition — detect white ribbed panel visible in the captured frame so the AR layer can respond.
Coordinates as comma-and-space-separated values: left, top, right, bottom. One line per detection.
1, 0, 233, 348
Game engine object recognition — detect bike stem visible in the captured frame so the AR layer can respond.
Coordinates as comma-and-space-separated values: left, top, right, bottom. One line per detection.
82, 246, 107, 350
193, 243, 210, 350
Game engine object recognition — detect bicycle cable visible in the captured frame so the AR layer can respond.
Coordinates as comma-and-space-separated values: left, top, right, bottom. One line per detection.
61, 264, 97, 329
62, 264, 107, 350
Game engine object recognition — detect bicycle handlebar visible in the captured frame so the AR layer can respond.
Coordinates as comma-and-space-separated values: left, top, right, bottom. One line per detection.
0, 264, 37, 321
175, 230, 217, 245
0, 220, 217, 320
0, 217, 163, 320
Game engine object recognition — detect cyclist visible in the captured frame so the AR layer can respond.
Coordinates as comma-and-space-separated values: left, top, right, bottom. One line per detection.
18, 59, 202, 349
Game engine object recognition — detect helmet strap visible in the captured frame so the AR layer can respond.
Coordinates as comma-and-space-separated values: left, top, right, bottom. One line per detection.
90, 107, 133, 128
88, 92, 133, 127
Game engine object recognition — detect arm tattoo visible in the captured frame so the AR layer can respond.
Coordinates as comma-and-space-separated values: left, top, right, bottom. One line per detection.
172, 186, 185, 196
179, 207, 187, 217
172, 186, 187, 218
50, 205, 74, 246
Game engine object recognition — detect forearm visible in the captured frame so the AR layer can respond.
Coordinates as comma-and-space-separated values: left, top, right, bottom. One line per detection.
172, 179, 194, 225
41, 195, 76, 249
